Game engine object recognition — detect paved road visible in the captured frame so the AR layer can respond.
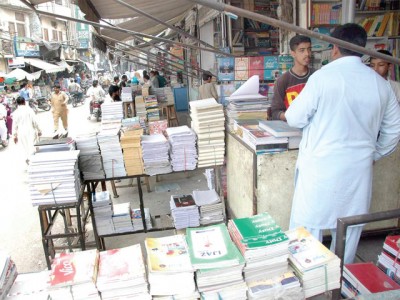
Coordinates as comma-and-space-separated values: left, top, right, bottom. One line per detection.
0, 98, 100, 272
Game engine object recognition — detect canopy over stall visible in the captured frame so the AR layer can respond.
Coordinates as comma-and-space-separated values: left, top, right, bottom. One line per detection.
56, 60, 74, 73
24, 58, 65, 74
6, 69, 42, 81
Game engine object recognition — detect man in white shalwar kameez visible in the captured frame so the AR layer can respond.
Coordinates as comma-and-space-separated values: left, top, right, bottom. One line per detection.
285, 24, 400, 264
13, 96, 42, 164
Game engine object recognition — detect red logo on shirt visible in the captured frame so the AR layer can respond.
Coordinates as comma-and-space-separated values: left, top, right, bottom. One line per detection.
284, 83, 306, 108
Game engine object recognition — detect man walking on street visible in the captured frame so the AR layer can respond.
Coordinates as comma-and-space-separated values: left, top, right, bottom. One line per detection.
49, 84, 69, 139
285, 23, 400, 264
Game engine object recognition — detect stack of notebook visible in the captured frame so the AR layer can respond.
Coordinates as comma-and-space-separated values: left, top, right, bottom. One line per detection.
166, 126, 197, 172
101, 101, 123, 121
190, 98, 225, 168
7, 271, 49, 299
259, 120, 302, 150
131, 208, 152, 231
170, 194, 200, 230
34, 137, 76, 153
122, 117, 142, 131
92, 191, 114, 236
75, 133, 105, 180
112, 203, 134, 233
120, 129, 144, 176
0, 251, 17, 300
377, 235, 400, 284
144, 95, 160, 122
193, 189, 224, 225
141, 134, 172, 176
134, 96, 147, 131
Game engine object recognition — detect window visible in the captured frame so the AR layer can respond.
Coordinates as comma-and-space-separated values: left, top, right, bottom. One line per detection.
16, 23, 25, 37
52, 29, 58, 41
43, 28, 49, 41
15, 12, 24, 22
58, 31, 63, 42
8, 22, 15, 35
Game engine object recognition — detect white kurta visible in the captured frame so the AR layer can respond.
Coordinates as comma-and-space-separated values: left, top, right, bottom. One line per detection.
286, 56, 400, 229
12, 105, 41, 160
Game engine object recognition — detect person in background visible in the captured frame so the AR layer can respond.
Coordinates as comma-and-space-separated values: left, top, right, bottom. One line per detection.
105, 85, 121, 103
13, 96, 42, 164
119, 74, 128, 89
143, 74, 151, 86
112, 76, 120, 87
149, 70, 159, 88
68, 79, 83, 100
131, 72, 140, 85
19, 83, 31, 101
370, 49, 400, 102
87, 80, 105, 117
75, 73, 81, 85
49, 84, 69, 139
156, 71, 167, 88
199, 72, 218, 100
271, 35, 313, 121
285, 23, 400, 264
0, 101, 8, 147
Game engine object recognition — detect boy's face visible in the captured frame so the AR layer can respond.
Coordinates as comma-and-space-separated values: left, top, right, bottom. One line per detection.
291, 42, 312, 67
370, 58, 390, 78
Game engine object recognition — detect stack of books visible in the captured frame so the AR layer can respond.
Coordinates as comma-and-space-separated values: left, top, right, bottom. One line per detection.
145, 235, 196, 297
170, 194, 200, 230
131, 207, 152, 231
92, 191, 114, 236
141, 134, 172, 176
190, 98, 225, 168
121, 87, 133, 103
28, 150, 81, 206
259, 120, 302, 150
0, 251, 17, 300
166, 126, 198, 172
228, 213, 290, 283
120, 129, 144, 176
287, 227, 341, 298
149, 120, 168, 135
193, 189, 224, 225
96, 244, 151, 300
75, 133, 105, 180
97, 126, 126, 178
112, 203, 134, 233
204, 168, 215, 190
7, 270, 49, 299
226, 76, 270, 128
122, 117, 142, 131
34, 137, 76, 153
101, 101, 123, 121
134, 96, 147, 130
342, 262, 400, 298
48, 249, 100, 300
186, 224, 247, 299
144, 95, 160, 122
377, 235, 400, 284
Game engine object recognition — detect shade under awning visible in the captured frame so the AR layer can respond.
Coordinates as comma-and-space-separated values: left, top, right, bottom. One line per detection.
24, 58, 65, 74
6, 69, 42, 81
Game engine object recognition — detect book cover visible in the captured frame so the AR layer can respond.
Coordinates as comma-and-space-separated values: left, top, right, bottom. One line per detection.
171, 194, 196, 207
383, 235, 400, 257
264, 56, 279, 69
235, 57, 249, 81
231, 212, 282, 240
217, 57, 235, 81
149, 120, 168, 135
145, 235, 193, 273
249, 56, 264, 78
259, 120, 302, 137
344, 262, 400, 293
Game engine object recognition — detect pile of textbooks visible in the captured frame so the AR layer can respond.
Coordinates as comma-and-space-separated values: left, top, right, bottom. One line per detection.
377, 235, 400, 284
131, 207, 152, 231
259, 120, 302, 150
112, 203, 134, 233
134, 96, 147, 130
193, 189, 224, 225
166, 126, 197, 171
144, 95, 160, 122
75, 133, 105, 180
0, 251, 17, 299
141, 134, 172, 176
120, 129, 144, 176
170, 194, 200, 229
92, 191, 114, 236
101, 101, 123, 121
149, 120, 168, 135
7, 270, 49, 299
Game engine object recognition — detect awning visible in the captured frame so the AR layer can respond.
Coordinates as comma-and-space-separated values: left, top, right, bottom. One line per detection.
6, 69, 42, 81
56, 60, 74, 73
24, 58, 65, 74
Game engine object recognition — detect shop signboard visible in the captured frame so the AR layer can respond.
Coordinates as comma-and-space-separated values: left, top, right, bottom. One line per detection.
7, 57, 25, 68
76, 6, 90, 49
13, 37, 40, 57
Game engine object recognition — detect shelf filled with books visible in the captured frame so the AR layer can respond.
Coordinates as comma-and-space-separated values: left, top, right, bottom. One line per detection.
355, 0, 400, 11
308, 0, 342, 27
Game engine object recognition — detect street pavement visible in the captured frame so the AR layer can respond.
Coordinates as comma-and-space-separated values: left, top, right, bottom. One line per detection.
0, 97, 100, 272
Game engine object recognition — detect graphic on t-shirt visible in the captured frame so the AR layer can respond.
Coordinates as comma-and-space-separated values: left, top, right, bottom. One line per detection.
284, 83, 306, 108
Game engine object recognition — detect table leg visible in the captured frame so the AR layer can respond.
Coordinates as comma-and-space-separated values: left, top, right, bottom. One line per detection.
137, 177, 147, 232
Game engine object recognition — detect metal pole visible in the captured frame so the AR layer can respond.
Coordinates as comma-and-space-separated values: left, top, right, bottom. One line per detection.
187, 0, 400, 65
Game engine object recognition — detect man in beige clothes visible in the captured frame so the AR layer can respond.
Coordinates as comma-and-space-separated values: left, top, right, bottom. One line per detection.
50, 84, 69, 138
199, 72, 218, 100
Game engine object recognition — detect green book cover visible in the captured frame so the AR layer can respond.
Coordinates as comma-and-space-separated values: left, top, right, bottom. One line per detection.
243, 232, 289, 249
232, 212, 280, 240
241, 224, 283, 243
186, 224, 242, 268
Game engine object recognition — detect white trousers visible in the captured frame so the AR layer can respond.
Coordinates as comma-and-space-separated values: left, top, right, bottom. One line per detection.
290, 221, 363, 264
0, 120, 7, 141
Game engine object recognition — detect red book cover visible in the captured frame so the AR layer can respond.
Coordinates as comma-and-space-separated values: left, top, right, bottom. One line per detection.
345, 262, 400, 293
249, 56, 264, 78
172, 194, 196, 207
383, 235, 400, 257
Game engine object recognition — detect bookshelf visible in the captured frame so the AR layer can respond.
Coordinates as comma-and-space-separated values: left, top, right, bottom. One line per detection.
307, 0, 342, 27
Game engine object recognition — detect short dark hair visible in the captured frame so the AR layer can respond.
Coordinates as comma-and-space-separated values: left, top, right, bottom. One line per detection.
289, 35, 311, 51
114, 76, 119, 81
108, 84, 119, 96
16, 96, 25, 105
54, 84, 61, 89
144, 74, 150, 80
121, 74, 127, 80
202, 73, 212, 81
92, 80, 99, 87
370, 49, 393, 62
331, 23, 367, 57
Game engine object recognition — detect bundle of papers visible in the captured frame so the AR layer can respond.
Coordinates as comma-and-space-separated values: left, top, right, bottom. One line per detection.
141, 134, 172, 176
145, 235, 196, 296
92, 191, 114, 236
228, 213, 290, 283
120, 129, 144, 176
75, 133, 105, 180
190, 99, 225, 168
101, 101, 123, 121
28, 150, 81, 206
35, 137, 76, 153
287, 227, 341, 298
48, 249, 100, 300
193, 189, 224, 225
131, 207, 152, 231
112, 203, 134, 233
166, 126, 198, 172
121, 87, 133, 103
225, 76, 270, 128
186, 224, 246, 298
97, 127, 126, 178
0, 251, 17, 300
170, 194, 200, 230
96, 244, 151, 300
7, 271, 49, 299
145, 95, 160, 122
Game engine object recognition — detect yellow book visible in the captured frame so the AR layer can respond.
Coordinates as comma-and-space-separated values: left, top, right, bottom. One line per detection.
377, 13, 390, 37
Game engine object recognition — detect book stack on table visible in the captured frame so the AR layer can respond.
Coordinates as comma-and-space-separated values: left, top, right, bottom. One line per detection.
0, 251, 17, 300
112, 203, 134, 233
193, 189, 224, 225
190, 98, 225, 168
149, 120, 168, 135
287, 227, 341, 298
35, 137, 76, 153
92, 191, 114, 236
259, 120, 302, 150
166, 126, 197, 172
141, 134, 172, 176
170, 194, 200, 230
134, 96, 147, 131
186, 224, 247, 300
144, 95, 160, 122
28, 150, 81, 206
96, 244, 151, 300
75, 133, 105, 180
6, 270, 49, 299
145, 235, 197, 297
131, 207, 152, 231
48, 249, 100, 300
377, 235, 400, 284
120, 128, 144, 176
101, 101, 123, 121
